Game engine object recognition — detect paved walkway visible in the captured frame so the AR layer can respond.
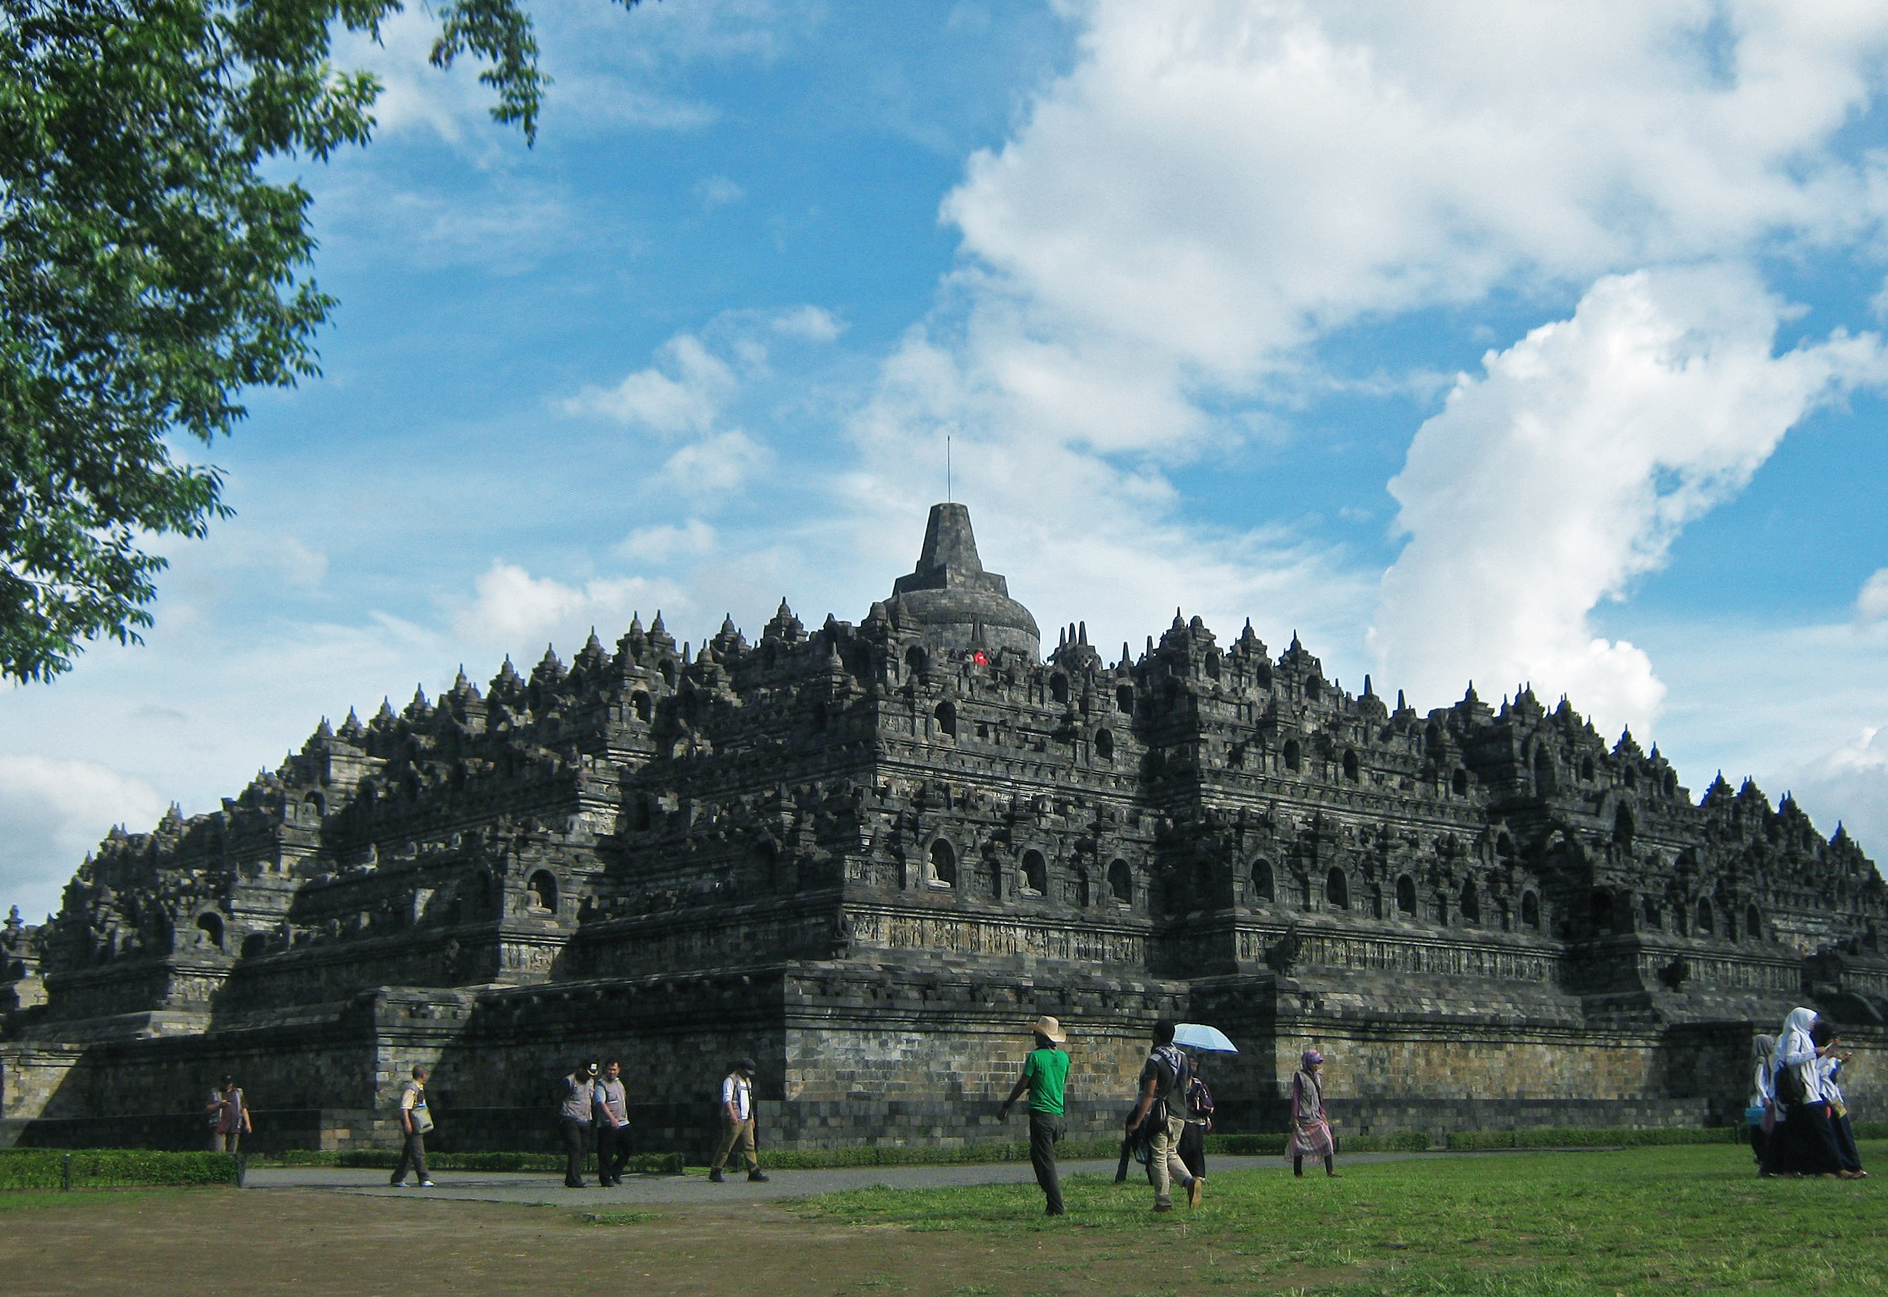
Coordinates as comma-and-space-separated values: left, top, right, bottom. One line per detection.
244, 1153, 1431, 1207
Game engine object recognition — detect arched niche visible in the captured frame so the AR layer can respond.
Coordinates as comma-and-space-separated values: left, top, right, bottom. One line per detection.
1325, 867, 1349, 910
1396, 875, 1416, 916
929, 839, 957, 888
1520, 890, 1541, 930
1021, 849, 1048, 896
934, 701, 957, 740
1108, 858, 1133, 905
1250, 858, 1275, 904
527, 870, 558, 913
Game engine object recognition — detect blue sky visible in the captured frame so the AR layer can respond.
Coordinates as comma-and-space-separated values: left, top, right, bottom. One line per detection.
7, 0, 1888, 920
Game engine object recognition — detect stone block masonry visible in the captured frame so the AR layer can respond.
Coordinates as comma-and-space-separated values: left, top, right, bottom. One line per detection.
4, 504, 1886, 1151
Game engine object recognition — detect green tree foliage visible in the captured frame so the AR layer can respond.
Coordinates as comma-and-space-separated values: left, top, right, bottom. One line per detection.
0, 0, 639, 682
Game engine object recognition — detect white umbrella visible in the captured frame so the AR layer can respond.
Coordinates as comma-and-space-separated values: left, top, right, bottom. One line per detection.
1172, 1023, 1238, 1053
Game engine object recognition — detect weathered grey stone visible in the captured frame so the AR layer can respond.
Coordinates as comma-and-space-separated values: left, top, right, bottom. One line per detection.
2, 503, 1885, 1153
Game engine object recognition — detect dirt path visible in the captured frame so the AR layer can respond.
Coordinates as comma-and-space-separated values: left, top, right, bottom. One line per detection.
0, 1189, 1283, 1297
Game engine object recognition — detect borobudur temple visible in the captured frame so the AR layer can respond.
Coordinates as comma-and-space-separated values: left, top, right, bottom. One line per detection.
3, 503, 1885, 1154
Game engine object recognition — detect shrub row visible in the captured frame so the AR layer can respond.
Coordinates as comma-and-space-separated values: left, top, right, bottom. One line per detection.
0, 1150, 239, 1190
1443, 1126, 1741, 1150
255, 1149, 683, 1175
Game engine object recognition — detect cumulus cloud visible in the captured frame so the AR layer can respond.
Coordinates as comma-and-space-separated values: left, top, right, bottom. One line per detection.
0, 756, 169, 921
945, 2, 1888, 393
618, 519, 719, 564
772, 305, 846, 343
453, 562, 685, 650
1859, 569, 1888, 623
561, 334, 739, 434
1370, 267, 1884, 729
866, 0, 1888, 677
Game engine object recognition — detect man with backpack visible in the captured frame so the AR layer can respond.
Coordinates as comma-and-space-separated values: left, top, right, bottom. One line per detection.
709, 1057, 769, 1183
1126, 1019, 1202, 1212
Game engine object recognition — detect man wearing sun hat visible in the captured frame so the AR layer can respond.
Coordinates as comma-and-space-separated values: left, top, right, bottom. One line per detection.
999, 1014, 1071, 1216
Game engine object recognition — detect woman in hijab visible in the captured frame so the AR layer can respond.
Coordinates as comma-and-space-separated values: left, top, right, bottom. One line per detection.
1287, 1048, 1338, 1178
1761, 1007, 1844, 1178
1814, 1024, 1867, 1178
1747, 1033, 1777, 1169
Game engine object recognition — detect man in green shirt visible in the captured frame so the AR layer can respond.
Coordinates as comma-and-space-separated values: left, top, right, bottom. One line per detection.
999, 1014, 1071, 1216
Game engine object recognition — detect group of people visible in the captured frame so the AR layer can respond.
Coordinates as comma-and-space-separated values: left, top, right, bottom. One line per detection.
555, 1056, 769, 1188
1001, 1015, 1341, 1216
1749, 1007, 1868, 1180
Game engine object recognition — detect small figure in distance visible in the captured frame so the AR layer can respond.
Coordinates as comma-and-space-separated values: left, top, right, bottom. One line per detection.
560, 1061, 598, 1188
1126, 1019, 1202, 1212
594, 1059, 630, 1187
709, 1057, 769, 1183
389, 1065, 435, 1188
1288, 1049, 1339, 1178
998, 1014, 1070, 1216
205, 1075, 251, 1153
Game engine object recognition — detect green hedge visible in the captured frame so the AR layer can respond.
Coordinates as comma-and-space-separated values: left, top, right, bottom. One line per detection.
1443, 1126, 1740, 1150
255, 1149, 683, 1175
0, 1150, 239, 1190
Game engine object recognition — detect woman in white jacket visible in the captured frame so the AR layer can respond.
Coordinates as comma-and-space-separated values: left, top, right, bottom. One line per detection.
1761, 1007, 1844, 1178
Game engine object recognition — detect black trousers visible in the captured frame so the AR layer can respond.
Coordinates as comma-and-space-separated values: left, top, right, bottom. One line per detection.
1763, 1101, 1843, 1175
561, 1117, 590, 1186
596, 1122, 629, 1184
1028, 1111, 1065, 1215
1832, 1112, 1864, 1173
1178, 1122, 1206, 1180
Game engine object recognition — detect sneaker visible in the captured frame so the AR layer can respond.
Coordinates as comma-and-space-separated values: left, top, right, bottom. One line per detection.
708, 1167, 725, 1183
388, 1180, 405, 1188
417, 1179, 435, 1188
1153, 1202, 1174, 1213
1187, 1177, 1204, 1209
747, 1170, 770, 1183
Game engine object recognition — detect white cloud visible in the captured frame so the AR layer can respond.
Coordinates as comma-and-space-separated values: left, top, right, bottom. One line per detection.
945, 1, 1888, 394
618, 519, 719, 564
561, 334, 738, 434
0, 756, 169, 921
772, 305, 846, 343
1371, 267, 1883, 730
653, 431, 775, 502
453, 562, 684, 650
867, 1, 1888, 681
696, 175, 746, 207
1858, 568, 1888, 623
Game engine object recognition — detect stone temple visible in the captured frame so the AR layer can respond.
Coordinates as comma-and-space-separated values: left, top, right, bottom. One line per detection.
3, 504, 1885, 1153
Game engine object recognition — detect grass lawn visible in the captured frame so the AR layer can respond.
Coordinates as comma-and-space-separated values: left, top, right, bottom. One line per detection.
795, 1142, 1887, 1295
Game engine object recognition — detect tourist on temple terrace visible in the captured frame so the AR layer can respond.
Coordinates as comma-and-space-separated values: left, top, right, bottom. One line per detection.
999, 1014, 1070, 1216
1288, 1049, 1339, 1178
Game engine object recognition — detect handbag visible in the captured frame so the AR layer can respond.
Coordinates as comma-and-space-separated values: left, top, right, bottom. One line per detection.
410, 1101, 435, 1135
